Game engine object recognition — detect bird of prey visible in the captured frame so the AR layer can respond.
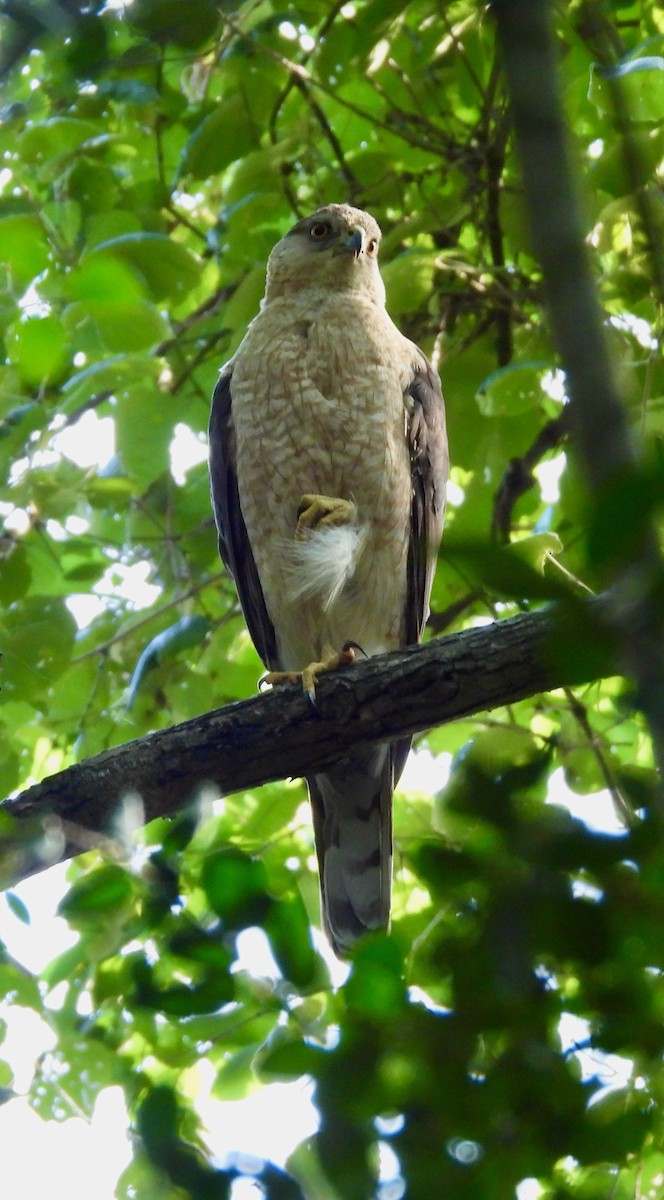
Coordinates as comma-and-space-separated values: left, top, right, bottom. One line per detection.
209, 203, 448, 957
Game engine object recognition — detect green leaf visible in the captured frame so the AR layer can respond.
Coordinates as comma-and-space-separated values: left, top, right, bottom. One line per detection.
82, 298, 170, 353
129, 0, 220, 48
589, 57, 664, 124
30, 1034, 125, 1121
3, 596, 76, 703
178, 96, 260, 181
41, 943, 91, 990
6, 316, 70, 387
589, 128, 664, 197
114, 386, 177, 490
136, 1083, 178, 1152
381, 249, 438, 315
127, 926, 235, 1015
18, 117, 102, 164
0, 215, 50, 290
70, 252, 146, 303
16, 533, 104, 597
0, 963, 41, 1009
256, 1035, 325, 1083
58, 537, 110, 585
64, 13, 109, 78
42, 199, 82, 249
588, 465, 657, 570
5, 891, 29, 925
58, 865, 135, 923
511, 531, 564, 573
84, 210, 144, 248
0, 542, 31, 603
201, 848, 271, 928
66, 159, 119, 213
0, 737, 20, 797
344, 936, 406, 1020
454, 726, 551, 783
218, 266, 266, 353
265, 894, 320, 989
441, 536, 569, 600
83, 473, 135, 508
84, 234, 200, 302
211, 1044, 257, 1101
98, 80, 160, 106
476, 362, 550, 417
221, 145, 289, 207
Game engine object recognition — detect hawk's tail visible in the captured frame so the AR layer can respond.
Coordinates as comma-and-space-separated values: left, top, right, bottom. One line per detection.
308, 744, 394, 959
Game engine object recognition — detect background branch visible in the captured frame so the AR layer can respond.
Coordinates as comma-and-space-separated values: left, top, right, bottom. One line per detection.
492, 409, 570, 542
492, 0, 664, 792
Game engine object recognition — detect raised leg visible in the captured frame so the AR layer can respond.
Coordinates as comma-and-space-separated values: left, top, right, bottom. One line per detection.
259, 496, 359, 701
296, 494, 356, 532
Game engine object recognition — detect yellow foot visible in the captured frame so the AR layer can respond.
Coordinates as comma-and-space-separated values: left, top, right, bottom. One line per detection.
301, 646, 357, 700
260, 645, 357, 704
296, 494, 356, 533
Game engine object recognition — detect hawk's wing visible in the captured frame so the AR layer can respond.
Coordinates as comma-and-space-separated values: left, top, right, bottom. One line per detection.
392, 353, 449, 785
406, 353, 449, 644
209, 368, 279, 671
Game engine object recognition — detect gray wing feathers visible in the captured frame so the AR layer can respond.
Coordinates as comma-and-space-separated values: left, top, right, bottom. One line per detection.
406, 354, 449, 645
209, 369, 279, 671
393, 354, 449, 786
309, 744, 393, 958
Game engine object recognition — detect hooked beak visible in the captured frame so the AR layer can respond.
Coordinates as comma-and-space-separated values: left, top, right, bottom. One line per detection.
338, 228, 364, 259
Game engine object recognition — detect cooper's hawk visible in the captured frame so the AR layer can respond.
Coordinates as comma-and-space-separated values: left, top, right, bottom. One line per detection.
209, 204, 448, 957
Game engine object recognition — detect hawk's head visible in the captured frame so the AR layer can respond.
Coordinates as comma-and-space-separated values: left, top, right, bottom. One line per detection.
264, 204, 385, 303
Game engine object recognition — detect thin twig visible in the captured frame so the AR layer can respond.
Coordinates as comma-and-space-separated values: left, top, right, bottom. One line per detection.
563, 686, 636, 829
291, 77, 361, 196
492, 409, 571, 542
225, 14, 448, 156
70, 573, 230, 664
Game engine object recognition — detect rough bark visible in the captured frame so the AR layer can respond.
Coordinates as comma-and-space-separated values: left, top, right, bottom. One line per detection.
1, 597, 613, 888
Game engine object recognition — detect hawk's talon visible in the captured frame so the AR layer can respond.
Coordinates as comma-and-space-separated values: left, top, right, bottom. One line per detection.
341, 639, 367, 659
259, 669, 302, 690
260, 645, 357, 706
301, 644, 356, 702
304, 681, 321, 715
296, 494, 356, 533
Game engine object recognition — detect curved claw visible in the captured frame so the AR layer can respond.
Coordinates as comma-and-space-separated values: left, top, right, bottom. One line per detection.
258, 669, 302, 691
341, 640, 367, 660
304, 680, 321, 715
258, 646, 357, 710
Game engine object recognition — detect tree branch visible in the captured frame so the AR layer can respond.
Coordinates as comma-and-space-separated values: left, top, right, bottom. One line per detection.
492, 409, 570, 542
1, 597, 614, 889
492, 0, 664, 797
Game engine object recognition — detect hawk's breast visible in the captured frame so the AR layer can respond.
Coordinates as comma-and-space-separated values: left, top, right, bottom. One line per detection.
230, 290, 416, 666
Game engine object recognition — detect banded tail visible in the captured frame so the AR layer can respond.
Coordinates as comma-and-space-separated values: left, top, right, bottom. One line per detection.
308, 743, 394, 958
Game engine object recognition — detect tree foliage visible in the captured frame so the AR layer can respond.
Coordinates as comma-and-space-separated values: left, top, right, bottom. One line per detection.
1, 0, 664, 1196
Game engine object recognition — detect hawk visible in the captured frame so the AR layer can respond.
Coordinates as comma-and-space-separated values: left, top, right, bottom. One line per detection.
209, 204, 448, 957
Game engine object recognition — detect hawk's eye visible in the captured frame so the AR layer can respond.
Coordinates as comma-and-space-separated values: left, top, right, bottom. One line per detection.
367, 238, 378, 255
309, 222, 331, 240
